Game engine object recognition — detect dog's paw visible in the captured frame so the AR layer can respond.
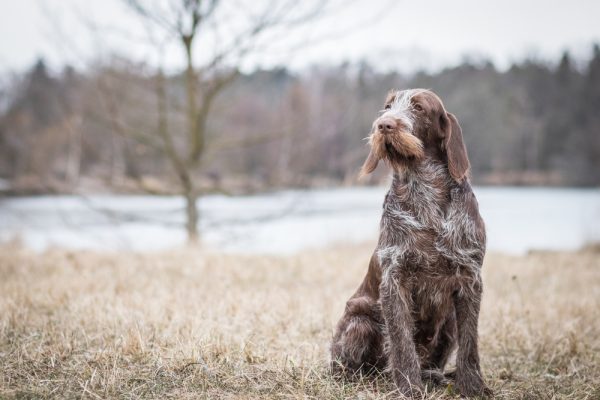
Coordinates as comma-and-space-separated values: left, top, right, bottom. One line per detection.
443, 369, 456, 380
421, 368, 450, 387
455, 376, 492, 398
396, 384, 425, 400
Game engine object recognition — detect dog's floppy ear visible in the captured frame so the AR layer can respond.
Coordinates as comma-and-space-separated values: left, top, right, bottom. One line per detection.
440, 112, 470, 182
359, 133, 385, 178
360, 146, 380, 178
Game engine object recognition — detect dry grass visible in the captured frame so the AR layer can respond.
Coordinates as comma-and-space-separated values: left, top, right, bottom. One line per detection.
1, 243, 599, 399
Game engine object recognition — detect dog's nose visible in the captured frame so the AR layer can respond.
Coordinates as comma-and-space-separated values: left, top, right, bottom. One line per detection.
377, 118, 397, 134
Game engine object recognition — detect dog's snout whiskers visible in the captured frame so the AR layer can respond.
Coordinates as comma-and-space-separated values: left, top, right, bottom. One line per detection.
377, 117, 397, 134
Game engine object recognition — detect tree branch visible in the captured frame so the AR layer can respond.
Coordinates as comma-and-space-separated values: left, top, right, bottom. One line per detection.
189, 69, 239, 163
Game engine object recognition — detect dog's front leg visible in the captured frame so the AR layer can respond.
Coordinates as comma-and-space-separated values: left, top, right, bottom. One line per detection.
380, 266, 423, 397
453, 280, 491, 397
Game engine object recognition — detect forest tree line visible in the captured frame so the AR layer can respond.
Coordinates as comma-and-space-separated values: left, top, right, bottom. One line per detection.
1, 45, 599, 194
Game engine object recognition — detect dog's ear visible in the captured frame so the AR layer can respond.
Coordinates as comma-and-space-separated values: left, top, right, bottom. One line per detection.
360, 149, 380, 177
359, 133, 384, 178
440, 112, 470, 182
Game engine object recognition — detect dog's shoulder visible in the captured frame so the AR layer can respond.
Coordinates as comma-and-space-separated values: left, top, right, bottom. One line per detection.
447, 181, 485, 240
437, 180, 486, 267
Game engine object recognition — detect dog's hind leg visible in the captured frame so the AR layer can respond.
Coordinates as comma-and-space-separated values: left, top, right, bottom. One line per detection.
330, 296, 386, 377
420, 309, 458, 387
429, 309, 458, 370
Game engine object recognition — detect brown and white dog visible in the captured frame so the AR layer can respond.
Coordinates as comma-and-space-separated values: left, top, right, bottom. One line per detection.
331, 89, 490, 398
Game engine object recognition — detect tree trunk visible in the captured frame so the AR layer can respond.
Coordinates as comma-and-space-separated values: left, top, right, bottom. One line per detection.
65, 116, 82, 189
183, 35, 201, 162
184, 187, 199, 243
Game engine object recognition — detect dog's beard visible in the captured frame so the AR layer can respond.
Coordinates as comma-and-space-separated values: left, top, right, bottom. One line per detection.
361, 131, 424, 176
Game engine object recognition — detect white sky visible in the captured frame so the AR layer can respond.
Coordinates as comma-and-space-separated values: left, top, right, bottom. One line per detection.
1, 0, 599, 74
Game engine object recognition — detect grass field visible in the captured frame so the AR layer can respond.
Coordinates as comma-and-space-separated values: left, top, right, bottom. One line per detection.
1, 243, 599, 399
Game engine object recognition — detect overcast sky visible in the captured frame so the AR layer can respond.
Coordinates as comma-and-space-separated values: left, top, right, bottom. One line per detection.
1, 0, 599, 74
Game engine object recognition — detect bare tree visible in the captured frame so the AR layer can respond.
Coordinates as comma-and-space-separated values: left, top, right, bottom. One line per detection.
116, 0, 334, 242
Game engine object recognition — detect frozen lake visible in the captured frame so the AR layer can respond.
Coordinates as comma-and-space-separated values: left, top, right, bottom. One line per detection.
1, 186, 599, 254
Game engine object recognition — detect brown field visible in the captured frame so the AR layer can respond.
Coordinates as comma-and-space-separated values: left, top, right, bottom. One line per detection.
1, 243, 599, 399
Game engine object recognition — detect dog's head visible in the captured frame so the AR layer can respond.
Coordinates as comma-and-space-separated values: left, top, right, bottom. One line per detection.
360, 89, 470, 182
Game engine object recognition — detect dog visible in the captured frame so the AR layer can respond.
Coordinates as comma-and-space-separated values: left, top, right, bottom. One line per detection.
330, 89, 490, 398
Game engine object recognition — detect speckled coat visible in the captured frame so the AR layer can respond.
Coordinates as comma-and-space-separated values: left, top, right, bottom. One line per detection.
331, 89, 490, 398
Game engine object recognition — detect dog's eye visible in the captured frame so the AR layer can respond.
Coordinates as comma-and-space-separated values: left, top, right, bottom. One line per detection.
414, 104, 423, 111
384, 104, 391, 110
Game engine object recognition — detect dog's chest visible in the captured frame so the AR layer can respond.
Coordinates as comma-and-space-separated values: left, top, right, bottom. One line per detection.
378, 169, 483, 275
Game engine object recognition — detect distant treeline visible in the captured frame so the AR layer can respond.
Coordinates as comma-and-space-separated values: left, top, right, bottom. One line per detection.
1, 45, 599, 194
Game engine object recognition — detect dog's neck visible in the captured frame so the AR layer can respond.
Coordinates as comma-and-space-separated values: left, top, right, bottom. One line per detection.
386, 157, 456, 219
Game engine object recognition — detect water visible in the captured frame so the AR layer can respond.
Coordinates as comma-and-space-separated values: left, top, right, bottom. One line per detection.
1, 187, 599, 254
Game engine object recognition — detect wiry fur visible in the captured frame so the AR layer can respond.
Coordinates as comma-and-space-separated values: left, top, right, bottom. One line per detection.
361, 128, 425, 177
380, 88, 428, 131
331, 89, 490, 398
